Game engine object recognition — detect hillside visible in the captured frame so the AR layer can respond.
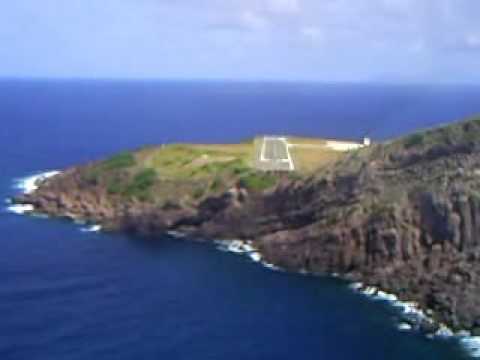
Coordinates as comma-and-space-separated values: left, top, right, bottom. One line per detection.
251, 117, 480, 332
13, 117, 480, 333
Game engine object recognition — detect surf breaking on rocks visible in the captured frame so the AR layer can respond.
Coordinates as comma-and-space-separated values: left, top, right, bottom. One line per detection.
6, 171, 103, 233
8, 171, 480, 358
6, 171, 60, 215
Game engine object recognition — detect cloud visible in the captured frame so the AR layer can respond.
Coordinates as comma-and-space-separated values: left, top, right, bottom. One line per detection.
301, 26, 323, 41
2, 0, 480, 82
465, 34, 480, 49
439, 33, 480, 52
267, 0, 300, 14
207, 10, 270, 32
241, 11, 270, 30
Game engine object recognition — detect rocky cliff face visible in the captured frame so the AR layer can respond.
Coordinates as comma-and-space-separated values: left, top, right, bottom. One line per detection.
14, 118, 480, 333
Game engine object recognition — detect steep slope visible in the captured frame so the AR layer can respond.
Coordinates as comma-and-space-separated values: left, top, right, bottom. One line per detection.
228, 117, 480, 332
14, 117, 480, 332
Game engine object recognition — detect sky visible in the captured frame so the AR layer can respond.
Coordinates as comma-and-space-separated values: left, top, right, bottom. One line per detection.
1, 0, 480, 83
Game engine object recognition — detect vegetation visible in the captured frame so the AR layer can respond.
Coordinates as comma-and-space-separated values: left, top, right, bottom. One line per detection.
107, 178, 124, 195
103, 152, 136, 170
126, 168, 157, 194
239, 172, 277, 191
143, 143, 254, 180
83, 134, 372, 204
289, 146, 344, 173
210, 177, 223, 191
397, 116, 480, 151
87, 141, 259, 204
404, 133, 425, 149
106, 168, 157, 201
192, 187, 205, 200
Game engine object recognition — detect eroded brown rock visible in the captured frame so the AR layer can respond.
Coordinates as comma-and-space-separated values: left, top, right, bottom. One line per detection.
13, 120, 480, 332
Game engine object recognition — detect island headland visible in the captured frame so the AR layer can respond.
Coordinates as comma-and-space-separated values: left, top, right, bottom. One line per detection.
13, 118, 480, 335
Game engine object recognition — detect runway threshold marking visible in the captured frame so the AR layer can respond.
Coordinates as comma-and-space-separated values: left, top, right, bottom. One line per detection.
259, 136, 295, 171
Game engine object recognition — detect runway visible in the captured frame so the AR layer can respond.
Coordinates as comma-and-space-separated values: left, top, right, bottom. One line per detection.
258, 136, 295, 171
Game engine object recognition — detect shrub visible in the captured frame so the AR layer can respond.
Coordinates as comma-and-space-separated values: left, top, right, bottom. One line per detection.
124, 168, 157, 199
103, 152, 136, 170
192, 187, 205, 199
404, 133, 425, 149
210, 177, 223, 191
239, 172, 277, 191
107, 180, 124, 194
132, 169, 157, 190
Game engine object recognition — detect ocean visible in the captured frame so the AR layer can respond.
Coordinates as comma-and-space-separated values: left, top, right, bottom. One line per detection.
1, 80, 479, 360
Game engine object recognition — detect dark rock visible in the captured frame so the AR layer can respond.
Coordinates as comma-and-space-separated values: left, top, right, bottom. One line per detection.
14, 118, 480, 332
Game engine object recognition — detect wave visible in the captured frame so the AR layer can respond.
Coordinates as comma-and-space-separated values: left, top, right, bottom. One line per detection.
80, 225, 102, 233
7, 170, 105, 236
6, 203, 35, 215
213, 239, 479, 355
13, 171, 60, 195
214, 239, 281, 270
7, 171, 477, 356
6, 170, 60, 215
349, 282, 480, 357
461, 337, 480, 357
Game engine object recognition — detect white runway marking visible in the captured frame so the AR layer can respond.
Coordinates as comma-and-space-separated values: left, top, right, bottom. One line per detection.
259, 136, 295, 171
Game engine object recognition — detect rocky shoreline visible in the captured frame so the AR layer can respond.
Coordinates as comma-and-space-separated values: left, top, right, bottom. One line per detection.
11, 118, 480, 345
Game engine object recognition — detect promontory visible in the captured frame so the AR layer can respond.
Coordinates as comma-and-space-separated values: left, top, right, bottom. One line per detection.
13, 117, 480, 334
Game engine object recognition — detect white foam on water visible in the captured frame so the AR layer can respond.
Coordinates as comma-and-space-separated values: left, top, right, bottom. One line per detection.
460, 337, 480, 357
7, 204, 35, 215
215, 239, 256, 255
374, 291, 398, 302
351, 284, 426, 321
249, 252, 262, 262
213, 239, 283, 271
167, 231, 187, 239
392, 301, 426, 318
262, 262, 281, 271
434, 325, 455, 338
14, 171, 60, 194
398, 323, 413, 331
8, 170, 480, 357
80, 225, 102, 233
362, 286, 378, 296
348, 281, 480, 357
31, 213, 49, 219
6, 170, 61, 215
7, 171, 107, 234
349, 282, 364, 291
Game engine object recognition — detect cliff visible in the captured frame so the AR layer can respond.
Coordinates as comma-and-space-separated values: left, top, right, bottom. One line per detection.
14, 117, 480, 333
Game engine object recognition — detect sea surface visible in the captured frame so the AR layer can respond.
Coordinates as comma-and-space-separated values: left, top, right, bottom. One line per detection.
1, 80, 480, 360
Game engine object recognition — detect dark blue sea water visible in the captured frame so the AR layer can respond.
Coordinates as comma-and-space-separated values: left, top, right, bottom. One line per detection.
1, 80, 480, 360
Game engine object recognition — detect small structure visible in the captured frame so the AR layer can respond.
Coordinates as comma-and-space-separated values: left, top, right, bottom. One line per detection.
324, 137, 372, 152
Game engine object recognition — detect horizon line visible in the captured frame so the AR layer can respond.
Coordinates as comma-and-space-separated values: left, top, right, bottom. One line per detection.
0, 76, 480, 87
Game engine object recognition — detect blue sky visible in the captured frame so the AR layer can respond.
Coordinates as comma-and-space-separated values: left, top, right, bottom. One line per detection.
1, 0, 480, 82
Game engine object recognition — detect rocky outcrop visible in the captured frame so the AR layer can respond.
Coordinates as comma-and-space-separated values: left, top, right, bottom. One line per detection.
13, 118, 480, 333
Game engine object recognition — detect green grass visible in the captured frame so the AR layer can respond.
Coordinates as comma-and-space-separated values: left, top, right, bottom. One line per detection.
106, 168, 157, 201
398, 117, 480, 151
404, 133, 425, 149
239, 172, 278, 191
107, 179, 124, 195
144, 143, 253, 180
103, 152, 136, 170
125, 169, 157, 198
81, 140, 301, 205
210, 177, 223, 191
192, 187, 205, 199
